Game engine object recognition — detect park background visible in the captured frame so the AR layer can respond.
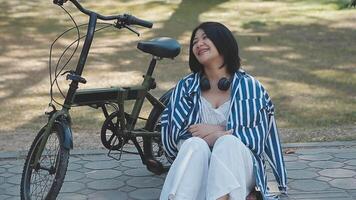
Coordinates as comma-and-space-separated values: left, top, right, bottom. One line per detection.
0, 0, 355, 152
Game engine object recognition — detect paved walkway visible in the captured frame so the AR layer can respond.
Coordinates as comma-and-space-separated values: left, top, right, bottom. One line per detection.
0, 141, 356, 200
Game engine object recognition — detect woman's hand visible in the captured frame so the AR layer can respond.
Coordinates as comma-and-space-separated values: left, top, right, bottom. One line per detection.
188, 124, 224, 138
188, 124, 233, 146
202, 129, 233, 146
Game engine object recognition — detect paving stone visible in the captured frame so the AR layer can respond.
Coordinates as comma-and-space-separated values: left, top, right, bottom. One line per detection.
4, 196, 21, 200
119, 154, 141, 160
72, 160, 89, 165
124, 168, 155, 177
119, 185, 136, 192
0, 143, 355, 200
343, 165, 356, 170
349, 190, 356, 199
332, 157, 348, 162
63, 170, 85, 181
58, 193, 87, 200
87, 179, 125, 190
7, 160, 24, 166
67, 163, 83, 171
4, 183, 20, 195
296, 148, 329, 155
77, 188, 96, 195
0, 194, 10, 200
345, 160, 356, 166
288, 179, 330, 191
0, 164, 13, 169
81, 155, 112, 161
116, 175, 132, 182
299, 154, 333, 161
76, 167, 93, 173
319, 169, 356, 178
284, 155, 298, 162
75, 177, 93, 184
334, 152, 356, 159
120, 159, 145, 168
308, 161, 344, 169
88, 189, 128, 199
129, 188, 161, 200
316, 176, 332, 182
60, 181, 85, 193
1, 172, 14, 178
285, 161, 308, 170
86, 169, 122, 179
114, 165, 131, 172
8, 166, 23, 174
127, 176, 163, 188
329, 178, 356, 190
306, 167, 320, 172
287, 169, 318, 179
287, 190, 352, 199
6, 174, 21, 184
0, 183, 13, 189
84, 160, 120, 170
68, 156, 82, 162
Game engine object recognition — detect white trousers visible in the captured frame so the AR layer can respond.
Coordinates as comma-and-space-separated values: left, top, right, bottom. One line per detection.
160, 135, 255, 200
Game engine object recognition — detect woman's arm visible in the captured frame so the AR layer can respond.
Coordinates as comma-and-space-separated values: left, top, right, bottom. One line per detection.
263, 91, 288, 193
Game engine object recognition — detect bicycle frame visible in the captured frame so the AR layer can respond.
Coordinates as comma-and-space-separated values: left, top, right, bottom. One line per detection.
32, 2, 164, 168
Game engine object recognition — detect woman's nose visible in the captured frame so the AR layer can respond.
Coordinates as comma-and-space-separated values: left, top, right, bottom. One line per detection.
195, 40, 204, 48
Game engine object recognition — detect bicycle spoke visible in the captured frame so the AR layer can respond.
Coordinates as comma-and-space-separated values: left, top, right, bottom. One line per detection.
26, 130, 62, 200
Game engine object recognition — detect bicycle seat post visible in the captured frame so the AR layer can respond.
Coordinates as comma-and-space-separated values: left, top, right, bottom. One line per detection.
146, 56, 159, 77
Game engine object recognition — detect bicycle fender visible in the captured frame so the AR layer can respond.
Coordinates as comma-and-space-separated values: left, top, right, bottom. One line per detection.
58, 120, 73, 150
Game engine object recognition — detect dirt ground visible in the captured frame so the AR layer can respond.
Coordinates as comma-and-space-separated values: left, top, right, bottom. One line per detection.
1, 1, 355, 153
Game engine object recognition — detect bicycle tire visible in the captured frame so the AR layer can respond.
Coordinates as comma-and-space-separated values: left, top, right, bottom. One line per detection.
20, 123, 69, 200
143, 89, 172, 174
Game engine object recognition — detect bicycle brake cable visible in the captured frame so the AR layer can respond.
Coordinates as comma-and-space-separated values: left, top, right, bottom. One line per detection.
52, 23, 113, 105
49, 5, 80, 107
48, 6, 114, 107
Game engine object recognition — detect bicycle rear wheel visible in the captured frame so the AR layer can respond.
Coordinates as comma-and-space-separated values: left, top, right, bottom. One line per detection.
143, 89, 172, 174
20, 123, 69, 200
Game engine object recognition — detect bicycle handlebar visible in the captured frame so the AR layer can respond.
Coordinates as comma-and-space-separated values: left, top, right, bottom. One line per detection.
54, 0, 153, 28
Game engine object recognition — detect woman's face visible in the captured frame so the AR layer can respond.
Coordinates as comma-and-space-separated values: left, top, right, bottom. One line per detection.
192, 29, 223, 67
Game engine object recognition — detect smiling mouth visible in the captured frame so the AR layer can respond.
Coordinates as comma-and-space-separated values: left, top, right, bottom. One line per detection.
198, 49, 209, 56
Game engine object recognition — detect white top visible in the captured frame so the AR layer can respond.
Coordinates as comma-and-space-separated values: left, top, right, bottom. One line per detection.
200, 95, 230, 126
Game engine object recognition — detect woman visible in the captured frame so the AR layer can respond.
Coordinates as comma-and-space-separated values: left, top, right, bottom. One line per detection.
160, 22, 287, 200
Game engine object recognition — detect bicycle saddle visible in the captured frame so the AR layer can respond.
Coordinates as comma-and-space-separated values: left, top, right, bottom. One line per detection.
137, 37, 181, 58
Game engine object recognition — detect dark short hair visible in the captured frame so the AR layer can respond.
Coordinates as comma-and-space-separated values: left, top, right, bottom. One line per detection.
188, 22, 241, 74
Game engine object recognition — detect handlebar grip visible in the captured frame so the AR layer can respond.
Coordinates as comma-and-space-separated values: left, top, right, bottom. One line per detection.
53, 0, 68, 6
124, 14, 153, 28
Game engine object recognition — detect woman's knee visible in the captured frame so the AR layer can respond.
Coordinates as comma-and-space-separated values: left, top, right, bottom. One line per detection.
212, 135, 248, 156
214, 134, 241, 147
181, 137, 211, 155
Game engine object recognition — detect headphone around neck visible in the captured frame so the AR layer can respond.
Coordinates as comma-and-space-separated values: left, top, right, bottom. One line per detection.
200, 76, 232, 91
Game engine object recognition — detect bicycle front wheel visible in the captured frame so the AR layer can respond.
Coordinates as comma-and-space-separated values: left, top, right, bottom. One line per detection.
20, 123, 69, 200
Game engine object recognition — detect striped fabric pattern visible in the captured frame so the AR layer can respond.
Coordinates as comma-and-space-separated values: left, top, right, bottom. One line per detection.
161, 70, 287, 199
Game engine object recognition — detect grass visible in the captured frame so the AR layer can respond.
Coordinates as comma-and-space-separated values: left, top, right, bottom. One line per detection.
0, 0, 355, 142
